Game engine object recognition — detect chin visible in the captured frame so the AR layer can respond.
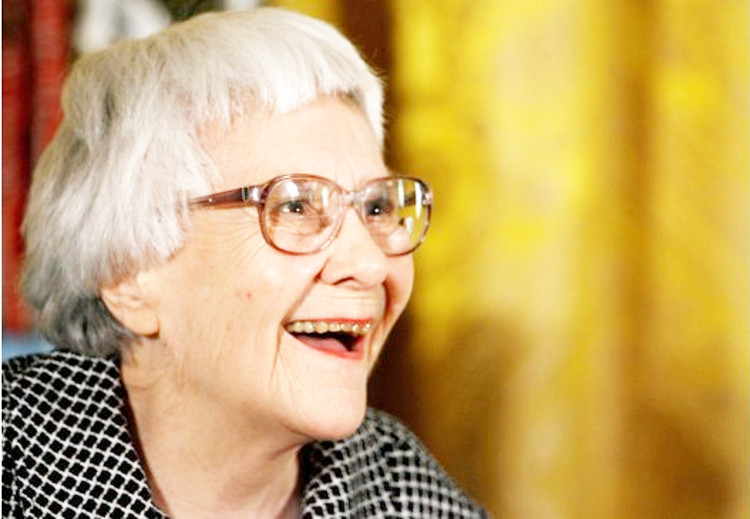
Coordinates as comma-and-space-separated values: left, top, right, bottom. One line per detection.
295, 391, 369, 441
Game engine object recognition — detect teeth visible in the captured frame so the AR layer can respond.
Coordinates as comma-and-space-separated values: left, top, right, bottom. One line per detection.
285, 321, 372, 336
290, 322, 304, 333
314, 322, 328, 334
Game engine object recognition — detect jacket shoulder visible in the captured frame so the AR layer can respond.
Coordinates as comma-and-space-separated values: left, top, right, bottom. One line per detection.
3, 350, 118, 399
2, 353, 42, 386
359, 409, 489, 517
2, 351, 158, 517
2, 350, 123, 441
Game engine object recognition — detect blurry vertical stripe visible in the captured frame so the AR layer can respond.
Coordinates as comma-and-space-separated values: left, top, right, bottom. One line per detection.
30, 0, 69, 160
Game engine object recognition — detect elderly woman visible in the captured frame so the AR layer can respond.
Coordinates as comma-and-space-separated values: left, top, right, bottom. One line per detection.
2, 7, 486, 519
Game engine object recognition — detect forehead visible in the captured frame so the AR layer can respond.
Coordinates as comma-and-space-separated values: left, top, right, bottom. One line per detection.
199, 96, 387, 190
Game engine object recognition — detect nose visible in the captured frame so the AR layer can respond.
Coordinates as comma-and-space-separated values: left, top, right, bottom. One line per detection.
319, 209, 388, 288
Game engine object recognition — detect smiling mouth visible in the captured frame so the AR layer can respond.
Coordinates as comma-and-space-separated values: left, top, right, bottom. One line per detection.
284, 320, 373, 354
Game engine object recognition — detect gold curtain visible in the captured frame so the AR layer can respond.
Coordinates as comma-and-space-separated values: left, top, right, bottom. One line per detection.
278, 1, 747, 517
389, 1, 748, 518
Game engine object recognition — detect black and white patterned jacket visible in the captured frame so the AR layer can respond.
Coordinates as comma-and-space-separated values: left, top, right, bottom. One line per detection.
3, 351, 487, 518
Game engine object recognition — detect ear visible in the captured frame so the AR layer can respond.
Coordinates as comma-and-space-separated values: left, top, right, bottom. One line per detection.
100, 273, 160, 337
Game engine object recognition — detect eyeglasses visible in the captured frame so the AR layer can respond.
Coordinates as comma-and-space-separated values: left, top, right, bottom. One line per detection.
189, 174, 432, 256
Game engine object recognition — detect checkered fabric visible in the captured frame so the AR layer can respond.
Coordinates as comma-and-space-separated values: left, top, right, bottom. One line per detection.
3, 351, 487, 518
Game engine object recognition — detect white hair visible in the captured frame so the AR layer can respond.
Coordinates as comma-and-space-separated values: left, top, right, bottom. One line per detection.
22, 7, 384, 356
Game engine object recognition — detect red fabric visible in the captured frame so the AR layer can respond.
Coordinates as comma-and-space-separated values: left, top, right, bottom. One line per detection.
30, 0, 69, 159
2, 0, 70, 331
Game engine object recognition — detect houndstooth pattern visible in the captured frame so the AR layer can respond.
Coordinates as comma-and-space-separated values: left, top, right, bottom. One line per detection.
3, 351, 487, 518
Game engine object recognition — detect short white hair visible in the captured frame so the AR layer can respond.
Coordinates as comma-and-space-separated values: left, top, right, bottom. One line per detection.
22, 7, 384, 356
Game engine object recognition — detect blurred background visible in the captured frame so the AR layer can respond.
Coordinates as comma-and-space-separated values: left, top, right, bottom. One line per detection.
3, 0, 747, 517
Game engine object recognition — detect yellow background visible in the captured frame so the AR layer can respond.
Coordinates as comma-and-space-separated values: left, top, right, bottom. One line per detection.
273, 0, 749, 517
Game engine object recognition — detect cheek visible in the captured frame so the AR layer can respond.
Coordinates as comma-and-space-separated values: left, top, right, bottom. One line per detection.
367, 259, 414, 369
396, 256, 415, 302
385, 256, 415, 320
247, 254, 326, 308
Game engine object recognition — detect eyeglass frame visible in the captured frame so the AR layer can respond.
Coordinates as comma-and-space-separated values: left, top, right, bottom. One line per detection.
188, 174, 433, 256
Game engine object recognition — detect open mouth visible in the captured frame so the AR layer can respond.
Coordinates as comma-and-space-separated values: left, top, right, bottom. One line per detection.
284, 320, 372, 356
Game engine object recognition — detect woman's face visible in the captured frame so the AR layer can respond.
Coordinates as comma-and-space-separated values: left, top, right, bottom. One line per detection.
137, 97, 414, 441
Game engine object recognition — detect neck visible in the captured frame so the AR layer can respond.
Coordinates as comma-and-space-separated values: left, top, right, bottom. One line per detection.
120, 342, 304, 519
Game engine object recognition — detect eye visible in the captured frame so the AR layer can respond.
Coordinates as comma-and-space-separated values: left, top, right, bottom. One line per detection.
365, 196, 394, 217
278, 199, 308, 215
267, 197, 332, 237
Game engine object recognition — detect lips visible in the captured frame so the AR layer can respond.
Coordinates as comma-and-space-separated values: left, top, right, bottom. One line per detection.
284, 319, 373, 358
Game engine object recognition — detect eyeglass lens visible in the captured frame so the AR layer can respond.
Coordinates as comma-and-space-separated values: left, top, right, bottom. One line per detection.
261, 177, 430, 255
